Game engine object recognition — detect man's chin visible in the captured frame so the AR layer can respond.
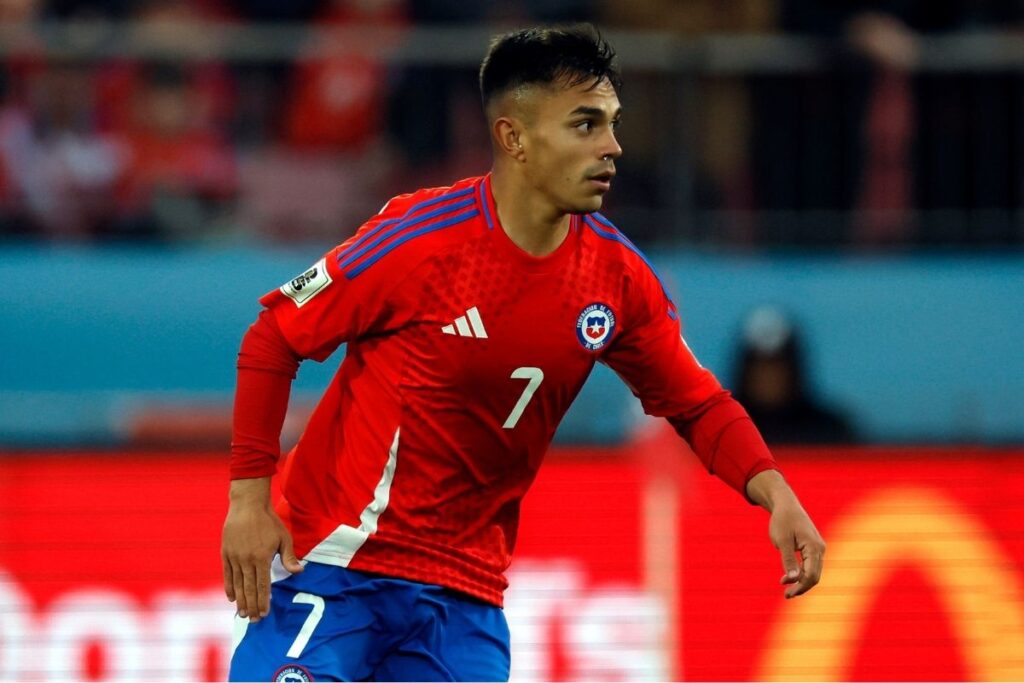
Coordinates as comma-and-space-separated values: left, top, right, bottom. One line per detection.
572, 194, 605, 214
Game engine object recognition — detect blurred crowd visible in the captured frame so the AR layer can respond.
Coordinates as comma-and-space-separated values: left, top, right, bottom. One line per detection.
0, 0, 1023, 246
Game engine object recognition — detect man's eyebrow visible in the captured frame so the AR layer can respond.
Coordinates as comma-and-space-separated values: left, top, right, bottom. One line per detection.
568, 105, 623, 119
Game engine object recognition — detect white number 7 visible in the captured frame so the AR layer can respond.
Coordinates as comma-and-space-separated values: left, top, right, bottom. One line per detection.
286, 592, 324, 658
503, 367, 544, 429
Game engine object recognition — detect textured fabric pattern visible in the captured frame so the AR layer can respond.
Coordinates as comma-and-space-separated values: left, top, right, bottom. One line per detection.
246, 174, 735, 606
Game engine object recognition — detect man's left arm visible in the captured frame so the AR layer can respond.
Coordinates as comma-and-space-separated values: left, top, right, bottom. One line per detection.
669, 396, 826, 599
602, 264, 825, 598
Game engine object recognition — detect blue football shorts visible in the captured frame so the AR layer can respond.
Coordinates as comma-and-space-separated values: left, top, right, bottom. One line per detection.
229, 559, 511, 682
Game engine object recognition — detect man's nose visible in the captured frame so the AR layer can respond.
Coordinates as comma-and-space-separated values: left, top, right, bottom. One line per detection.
602, 131, 623, 160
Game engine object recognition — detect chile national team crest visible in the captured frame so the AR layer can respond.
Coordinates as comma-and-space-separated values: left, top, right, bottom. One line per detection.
274, 665, 313, 682
576, 303, 616, 351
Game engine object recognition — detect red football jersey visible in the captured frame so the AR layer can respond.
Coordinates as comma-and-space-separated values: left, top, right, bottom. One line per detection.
260, 174, 724, 606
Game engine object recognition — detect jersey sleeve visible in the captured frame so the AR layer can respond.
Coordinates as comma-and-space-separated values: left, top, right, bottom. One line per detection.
604, 263, 780, 500
258, 214, 417, 361
602, 265, 724, 417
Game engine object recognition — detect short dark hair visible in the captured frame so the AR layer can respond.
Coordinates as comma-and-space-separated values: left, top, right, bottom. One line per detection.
479, 24, 621, 112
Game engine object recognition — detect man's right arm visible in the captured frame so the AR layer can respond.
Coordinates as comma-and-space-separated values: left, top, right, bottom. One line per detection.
229, 310, 299, 478
222, 311, 305, 622
222, 201, 432, 619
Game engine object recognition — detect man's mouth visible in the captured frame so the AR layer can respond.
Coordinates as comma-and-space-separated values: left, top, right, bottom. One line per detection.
588, 170, 615, 190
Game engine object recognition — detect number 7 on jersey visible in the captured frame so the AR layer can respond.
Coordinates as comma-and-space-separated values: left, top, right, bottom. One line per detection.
503, 367, 544, 429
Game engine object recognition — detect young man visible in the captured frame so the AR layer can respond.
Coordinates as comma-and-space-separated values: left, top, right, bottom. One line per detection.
223, 25, 825, 682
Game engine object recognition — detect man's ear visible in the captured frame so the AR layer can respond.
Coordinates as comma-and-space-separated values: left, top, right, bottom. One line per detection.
494, 116, 527, 161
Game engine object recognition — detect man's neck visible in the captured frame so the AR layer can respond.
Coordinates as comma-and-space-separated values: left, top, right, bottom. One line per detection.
490, 167, 571, 257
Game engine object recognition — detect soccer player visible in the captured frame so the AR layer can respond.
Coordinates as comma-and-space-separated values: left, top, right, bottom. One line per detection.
223, 24, 826, 682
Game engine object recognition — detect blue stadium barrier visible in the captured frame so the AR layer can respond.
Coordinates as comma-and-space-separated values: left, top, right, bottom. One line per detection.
1, 245, 1021, 445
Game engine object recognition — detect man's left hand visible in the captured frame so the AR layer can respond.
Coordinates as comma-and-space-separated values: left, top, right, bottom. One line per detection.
769, 498, 826, 599
746, 469, 826, 599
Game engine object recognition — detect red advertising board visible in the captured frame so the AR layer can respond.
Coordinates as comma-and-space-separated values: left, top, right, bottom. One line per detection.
1, 441, 1023, 680
0, 449, 659, 681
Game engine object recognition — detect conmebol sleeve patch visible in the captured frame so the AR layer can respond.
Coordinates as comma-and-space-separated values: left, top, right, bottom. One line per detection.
280, 257, 332, 307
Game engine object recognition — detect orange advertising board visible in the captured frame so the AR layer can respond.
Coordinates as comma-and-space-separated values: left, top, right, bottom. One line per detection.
677, 446, 1024, 680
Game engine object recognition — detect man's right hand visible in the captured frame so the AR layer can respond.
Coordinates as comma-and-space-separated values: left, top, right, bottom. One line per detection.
221, 477, 304, 623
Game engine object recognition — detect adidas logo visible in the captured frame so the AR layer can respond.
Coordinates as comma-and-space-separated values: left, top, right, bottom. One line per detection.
442, 306, 488, 338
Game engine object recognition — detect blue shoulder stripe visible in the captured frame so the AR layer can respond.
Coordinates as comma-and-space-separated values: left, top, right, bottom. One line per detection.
477, 178, 495, 230
583, 214, 675, 305
338, 185, 475, 263
590, 211, 617, 230
344, 208, 479, 279
339, 197, 475, 269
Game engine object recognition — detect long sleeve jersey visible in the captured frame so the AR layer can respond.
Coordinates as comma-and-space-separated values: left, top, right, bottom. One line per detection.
231, 173, 778, 606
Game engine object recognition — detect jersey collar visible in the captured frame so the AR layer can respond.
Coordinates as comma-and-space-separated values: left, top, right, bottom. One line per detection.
477, 173, 579, 274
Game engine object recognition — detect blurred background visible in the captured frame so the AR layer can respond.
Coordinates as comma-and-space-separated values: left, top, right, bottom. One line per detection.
1, 0, 1023, 680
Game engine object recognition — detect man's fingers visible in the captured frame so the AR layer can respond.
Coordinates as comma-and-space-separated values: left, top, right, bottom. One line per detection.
242, 562, 260, 622
786, 572, 816, 598
257, 561, 271, 619
778, 545, 801, 585
767, 499, 826, 599
280, 532, 304, 574
222, 554, 236, 601
786, 548, 825, 598
231, 561, 247, 617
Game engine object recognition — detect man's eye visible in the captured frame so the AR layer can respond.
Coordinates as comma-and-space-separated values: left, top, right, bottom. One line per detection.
611, 119, 621, 130
575, 121, 593, 132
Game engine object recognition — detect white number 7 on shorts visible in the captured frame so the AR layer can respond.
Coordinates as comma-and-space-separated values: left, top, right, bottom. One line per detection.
287, 592, 325, 658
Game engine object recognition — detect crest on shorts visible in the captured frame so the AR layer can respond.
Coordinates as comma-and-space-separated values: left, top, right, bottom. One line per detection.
576, 303, 616, 351
274, 664, 313, 682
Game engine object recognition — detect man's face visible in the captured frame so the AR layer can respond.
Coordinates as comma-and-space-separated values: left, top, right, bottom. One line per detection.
519, 77, 622, 214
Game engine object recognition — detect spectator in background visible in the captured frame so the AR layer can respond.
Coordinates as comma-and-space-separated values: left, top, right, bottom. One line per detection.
0, 59, 128, 240
758, 1, 1024, 246
82, 0, 238, 240
732, 305, 855, 444
95, 0, 236, 136
386, 1, 490, 186
233, 0, 406, 242
283, 0, 406, 152
600, 0, 777, 244
111, 60, 237, 240
219, 0, 322, 144
845, 10, 917, 245
758, 3, 920, 245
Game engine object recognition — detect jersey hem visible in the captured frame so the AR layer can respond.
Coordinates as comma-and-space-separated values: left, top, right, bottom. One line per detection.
347, 554, 507, 607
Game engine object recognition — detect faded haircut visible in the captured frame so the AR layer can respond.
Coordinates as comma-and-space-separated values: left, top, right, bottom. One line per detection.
479, 24, 621, 115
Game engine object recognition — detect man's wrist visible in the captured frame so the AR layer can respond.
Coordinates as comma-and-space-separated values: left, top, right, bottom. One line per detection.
745, 469, 797, 512
228, 476, 273, 507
